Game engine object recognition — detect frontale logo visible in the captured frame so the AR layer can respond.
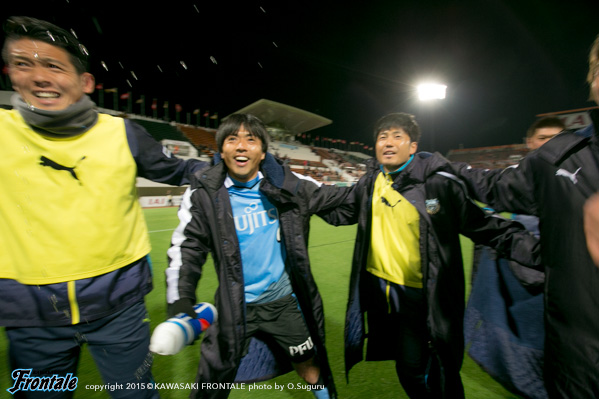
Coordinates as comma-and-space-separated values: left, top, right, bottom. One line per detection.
7, 369, 78, 395
425, 198, 441, 215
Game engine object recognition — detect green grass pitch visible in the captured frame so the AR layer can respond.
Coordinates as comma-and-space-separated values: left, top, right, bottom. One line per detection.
0, 207, 518, 398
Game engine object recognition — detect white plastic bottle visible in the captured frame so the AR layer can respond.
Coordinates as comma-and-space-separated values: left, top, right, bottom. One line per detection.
150, 302, 217, 355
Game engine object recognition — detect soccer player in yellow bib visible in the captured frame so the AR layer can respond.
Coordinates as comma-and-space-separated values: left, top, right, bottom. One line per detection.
0, 16, 204, 398
320, 112, 540, 398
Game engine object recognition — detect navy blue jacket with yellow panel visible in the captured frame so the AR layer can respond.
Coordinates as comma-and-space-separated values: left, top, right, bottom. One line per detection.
319, 152, 541, 399
0, 103, 203, 327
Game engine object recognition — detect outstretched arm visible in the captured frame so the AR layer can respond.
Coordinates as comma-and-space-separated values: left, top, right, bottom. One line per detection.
291, 169, 358, 223
447, 174, 541, 269
315, 178, 364, 226
126, 119, 207, 185
451, 161, 536, 215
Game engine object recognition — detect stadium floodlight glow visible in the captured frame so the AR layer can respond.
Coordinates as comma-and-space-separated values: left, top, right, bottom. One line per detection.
417, 83, 447, 101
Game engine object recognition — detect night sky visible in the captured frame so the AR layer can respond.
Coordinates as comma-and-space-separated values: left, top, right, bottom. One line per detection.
2, 0, 599, 154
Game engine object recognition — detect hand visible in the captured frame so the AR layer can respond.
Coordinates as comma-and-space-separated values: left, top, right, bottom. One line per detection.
583, 193, 599, 267
168, 298, 198, 319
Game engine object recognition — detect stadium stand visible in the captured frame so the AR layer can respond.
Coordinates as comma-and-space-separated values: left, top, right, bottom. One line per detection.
177, 124, 218, 157
445, 144, 530, 169
129, 117, 190, 143
270, 141, 321, 162
313, 147, 339, 161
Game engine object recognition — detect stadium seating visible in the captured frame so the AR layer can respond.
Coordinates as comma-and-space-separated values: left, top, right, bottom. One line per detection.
178, 125, 217, 157
130, 117, 190, 143
446, 144, 530, 169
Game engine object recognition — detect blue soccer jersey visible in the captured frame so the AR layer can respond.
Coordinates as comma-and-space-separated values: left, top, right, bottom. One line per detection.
227, 174, 291, 303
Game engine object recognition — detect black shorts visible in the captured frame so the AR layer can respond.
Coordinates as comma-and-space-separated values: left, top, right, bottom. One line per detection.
244, 294, 315, 363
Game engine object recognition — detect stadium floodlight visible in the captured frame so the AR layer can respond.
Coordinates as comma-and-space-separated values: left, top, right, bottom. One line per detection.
417, 83, 447, 101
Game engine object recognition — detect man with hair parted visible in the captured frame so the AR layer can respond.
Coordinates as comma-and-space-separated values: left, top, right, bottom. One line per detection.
318, 112, 541, 398
453, 33, 599, 399
464, 114, 565, 399
525, 115, 566, 150
166, 113, 350, 399
0, 16, 204, 398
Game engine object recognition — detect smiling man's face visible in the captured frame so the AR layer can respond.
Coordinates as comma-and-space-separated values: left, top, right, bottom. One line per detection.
221, 126, 265, 182
375, 127, 418, 173
7, 38, 94, 111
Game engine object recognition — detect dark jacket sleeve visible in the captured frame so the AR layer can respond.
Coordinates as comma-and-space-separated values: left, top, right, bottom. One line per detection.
316, 176, 365, 226
443, 173, 541, 269
304, 181, 354, 215
125, 119, 207, 185
165, 186, 212, 315
451, 160, 537, 215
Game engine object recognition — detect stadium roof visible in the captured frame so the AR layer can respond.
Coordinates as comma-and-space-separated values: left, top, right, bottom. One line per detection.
226, 99, 332, 135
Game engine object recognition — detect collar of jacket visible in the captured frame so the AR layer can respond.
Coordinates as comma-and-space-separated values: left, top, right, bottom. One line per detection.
365, 152, 455, 189
533, 126, 591, 166
196, 152, 287, 193
531, 108, 599, 166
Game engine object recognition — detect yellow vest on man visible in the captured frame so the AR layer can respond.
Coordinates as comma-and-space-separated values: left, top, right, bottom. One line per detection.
367, 172, 423, 288
0, 110, 151, 284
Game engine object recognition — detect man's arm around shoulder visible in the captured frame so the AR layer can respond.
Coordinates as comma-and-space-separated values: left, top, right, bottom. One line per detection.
125, 119, 207, 185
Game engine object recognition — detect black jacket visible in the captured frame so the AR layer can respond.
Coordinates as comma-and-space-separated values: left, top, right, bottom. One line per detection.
452, 110, 599, 399
320, 152, 540, 398
166, 154, 350, 398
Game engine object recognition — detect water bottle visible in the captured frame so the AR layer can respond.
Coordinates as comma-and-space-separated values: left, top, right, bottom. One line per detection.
150, 302, 217, 355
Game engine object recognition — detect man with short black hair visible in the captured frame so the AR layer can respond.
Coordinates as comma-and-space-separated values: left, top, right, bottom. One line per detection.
453, 33, 599, 399
463, 113, 565, 399
525, 115, 565, 150
0, 16, 203, 398
166, 113, 348, 399
319, 112, 540, 398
